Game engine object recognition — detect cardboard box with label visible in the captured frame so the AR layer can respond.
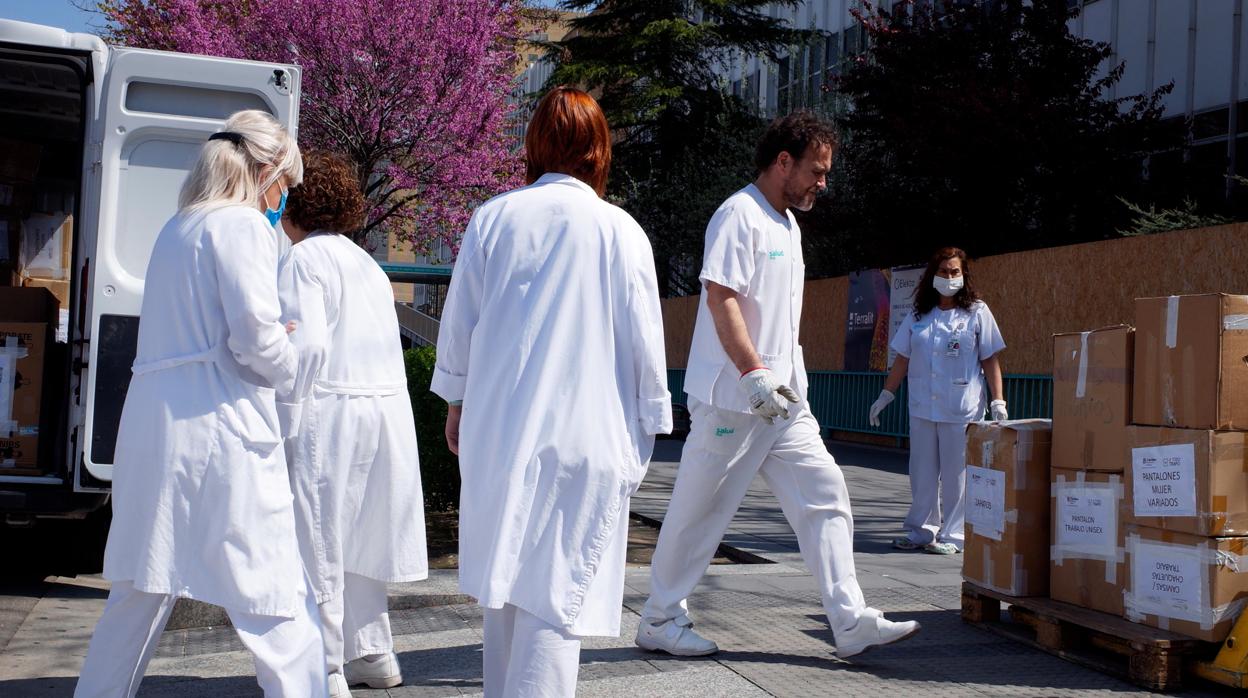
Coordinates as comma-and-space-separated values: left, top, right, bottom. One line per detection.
1125, 426, 1248, 537
963, 419, 1053, 597
1124, 525, 1248, 643
1052, 326, 1133, 471
1050, 468, 1127, 615
17, 212, 71, 281
0, 287, 56, 474
1133, 294, 1248, 430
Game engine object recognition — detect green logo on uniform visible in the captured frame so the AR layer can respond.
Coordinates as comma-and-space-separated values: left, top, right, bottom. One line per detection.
715, 427, 736, 437
768, 250, 785, 260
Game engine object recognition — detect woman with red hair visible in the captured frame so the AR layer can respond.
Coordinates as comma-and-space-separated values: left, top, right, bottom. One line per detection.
432, 87, 671, 696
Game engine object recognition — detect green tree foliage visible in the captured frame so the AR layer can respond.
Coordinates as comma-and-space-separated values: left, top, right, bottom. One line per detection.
404, 346, 458, 512
545, 1, 816, 295
802, 0, 1183, 276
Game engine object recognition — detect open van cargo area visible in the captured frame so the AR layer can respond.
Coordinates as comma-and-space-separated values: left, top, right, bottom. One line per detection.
0, 46, 85, 480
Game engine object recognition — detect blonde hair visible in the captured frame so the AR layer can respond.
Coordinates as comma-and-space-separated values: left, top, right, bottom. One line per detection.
179, 109, 304, 212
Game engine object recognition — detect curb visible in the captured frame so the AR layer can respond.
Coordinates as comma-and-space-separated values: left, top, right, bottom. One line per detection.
627, 511, 774, 566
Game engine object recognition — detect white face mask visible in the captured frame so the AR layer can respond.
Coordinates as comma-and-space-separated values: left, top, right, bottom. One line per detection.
933, 275, 964, 297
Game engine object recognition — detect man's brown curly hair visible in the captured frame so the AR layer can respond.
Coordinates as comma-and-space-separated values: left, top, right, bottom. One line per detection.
284, 151, 366, 235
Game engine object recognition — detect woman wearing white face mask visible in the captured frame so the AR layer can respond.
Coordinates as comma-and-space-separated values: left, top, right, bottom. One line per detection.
867, 247, 1006, 555
74, 110, 327, 697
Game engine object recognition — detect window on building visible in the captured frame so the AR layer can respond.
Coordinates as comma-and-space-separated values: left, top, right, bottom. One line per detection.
844, 25, 863, 57
826, 32, 841, 70
778, 55, 792, 114
1192, 107, 1230, 142
807, 40, 825, 104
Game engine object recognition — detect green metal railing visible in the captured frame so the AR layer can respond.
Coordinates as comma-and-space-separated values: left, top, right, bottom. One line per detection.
666, 368, 1052, 440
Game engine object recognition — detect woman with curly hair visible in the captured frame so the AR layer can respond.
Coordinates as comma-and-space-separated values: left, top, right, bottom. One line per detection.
868, 246, 1007, 556
277, 151, 428, 698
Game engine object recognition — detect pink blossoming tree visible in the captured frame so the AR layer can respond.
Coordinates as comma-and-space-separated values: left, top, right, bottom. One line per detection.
98, 0, 527, 254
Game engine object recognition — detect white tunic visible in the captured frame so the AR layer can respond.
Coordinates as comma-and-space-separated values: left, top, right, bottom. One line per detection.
684, 184, 807, 414
431, 173, 672, 636
889, 302, 1006, 424
275, 233, 429, 603
103, 206, 304, 618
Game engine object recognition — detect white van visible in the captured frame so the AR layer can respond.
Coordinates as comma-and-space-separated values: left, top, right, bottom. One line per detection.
0, 19, 301, 524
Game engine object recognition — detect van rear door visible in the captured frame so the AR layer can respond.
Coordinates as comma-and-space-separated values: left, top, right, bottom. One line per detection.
82, 47, 299, 482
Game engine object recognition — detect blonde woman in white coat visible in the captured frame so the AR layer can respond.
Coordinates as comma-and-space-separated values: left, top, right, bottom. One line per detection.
74, 110, 328, 697
433, 87, 671, 697
276, 152, 428, 698
869, 247, 1007, 556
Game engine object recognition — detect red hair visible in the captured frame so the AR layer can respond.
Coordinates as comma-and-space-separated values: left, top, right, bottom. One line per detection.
525, 87, 611, 196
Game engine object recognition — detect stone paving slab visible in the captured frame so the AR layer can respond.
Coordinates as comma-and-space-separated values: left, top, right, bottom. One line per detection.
2, 441, 1243, 696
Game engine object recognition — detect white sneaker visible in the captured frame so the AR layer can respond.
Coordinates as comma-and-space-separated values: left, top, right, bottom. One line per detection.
834, 608, 920, 659
635, 617, 719, 656
344, 652, 402, 689
328, 672, 352, 698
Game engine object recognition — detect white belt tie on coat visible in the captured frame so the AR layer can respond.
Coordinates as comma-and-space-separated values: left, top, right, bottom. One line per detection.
131, 344, 226, 376
311, 379, 406, 397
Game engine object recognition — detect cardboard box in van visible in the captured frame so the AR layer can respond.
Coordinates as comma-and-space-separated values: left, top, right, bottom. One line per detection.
17, 212, 71, 281
0, 287, 56, 473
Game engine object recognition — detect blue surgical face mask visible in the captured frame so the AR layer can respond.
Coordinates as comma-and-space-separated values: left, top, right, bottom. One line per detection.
264, 187, 288, 228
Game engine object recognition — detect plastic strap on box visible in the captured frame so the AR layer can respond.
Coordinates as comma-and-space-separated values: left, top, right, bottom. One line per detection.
1165, 295, 1180, 349
1122, 533, 1248, 630
1049, 473, 1125, 582
1225, 314, 1248, 331
0, 335, 28, 439
1075, 331, 1090, 399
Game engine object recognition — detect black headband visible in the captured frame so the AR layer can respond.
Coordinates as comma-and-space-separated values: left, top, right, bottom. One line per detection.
208, 131, 245, 146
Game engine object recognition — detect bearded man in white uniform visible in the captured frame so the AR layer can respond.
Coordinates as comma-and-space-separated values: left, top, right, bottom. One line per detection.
636, 112, 920, 660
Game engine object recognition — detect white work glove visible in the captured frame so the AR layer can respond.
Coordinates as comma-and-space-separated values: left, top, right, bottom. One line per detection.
868, 389, 895, 427
990, 399, 1008, 422
738, 368, 799, 424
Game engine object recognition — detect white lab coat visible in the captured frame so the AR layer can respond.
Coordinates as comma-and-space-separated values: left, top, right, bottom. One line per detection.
889, 302, 1006, 423
103, 205, 304, 618
684, 184, 807, 413
276, 233, 428, 602
889, 301, 1006, 549
432, 173, 672, 637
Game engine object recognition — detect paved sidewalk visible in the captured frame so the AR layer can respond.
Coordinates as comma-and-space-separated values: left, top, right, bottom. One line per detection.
0, 440, 1236, 697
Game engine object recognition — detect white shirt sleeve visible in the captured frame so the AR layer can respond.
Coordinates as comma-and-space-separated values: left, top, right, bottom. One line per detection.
208, 212, 298, 395
890, 312, 914, 359
698, 204, 755, 294
275, 250, 330, 437
976, 302, 1006, 360
431, 214, 485, 404
624, 224, 672, 439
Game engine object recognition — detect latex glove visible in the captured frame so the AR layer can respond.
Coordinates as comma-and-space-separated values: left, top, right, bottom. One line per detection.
990, 399, 1008, 422
738, 368, 800, 424
868, 389, 895, 427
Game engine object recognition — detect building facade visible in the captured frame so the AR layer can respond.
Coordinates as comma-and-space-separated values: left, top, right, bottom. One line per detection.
721, 0, 1246, 199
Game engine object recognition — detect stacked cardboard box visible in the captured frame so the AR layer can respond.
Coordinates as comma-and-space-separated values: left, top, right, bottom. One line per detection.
0, 138, 41, 270
1121, 295, 1248, 642
1048, 326, 1133, 615
12, 212, 71, 342
0, 287, 56, 475
963, 419, 1052, 597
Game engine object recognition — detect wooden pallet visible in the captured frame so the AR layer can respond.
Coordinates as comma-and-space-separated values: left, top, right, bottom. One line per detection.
961, 582, 1216, 692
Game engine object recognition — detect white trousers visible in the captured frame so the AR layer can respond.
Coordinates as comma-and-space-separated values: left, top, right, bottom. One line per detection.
481, 604, 580, 698
642, 400, 868, 635
903, 417, 968, 549
318, 572, 393, 675
74, 579, 327, 698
